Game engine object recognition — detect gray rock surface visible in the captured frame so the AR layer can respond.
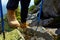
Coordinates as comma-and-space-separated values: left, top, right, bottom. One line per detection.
43, 0, 59, 17
25, 27, 54, 40
26, 0, 60, 40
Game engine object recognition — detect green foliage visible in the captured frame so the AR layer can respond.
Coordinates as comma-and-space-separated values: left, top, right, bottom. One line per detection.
29, 5, 36, 11
15, 6, 21, 21
34, 0, 41, 5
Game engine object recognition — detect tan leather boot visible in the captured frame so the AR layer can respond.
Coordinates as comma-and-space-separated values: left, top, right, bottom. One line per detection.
20, 22, 29, 29
7, 10, 20, 28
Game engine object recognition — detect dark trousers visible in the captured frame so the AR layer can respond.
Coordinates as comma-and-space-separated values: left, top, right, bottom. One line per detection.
6, 0, 30, 23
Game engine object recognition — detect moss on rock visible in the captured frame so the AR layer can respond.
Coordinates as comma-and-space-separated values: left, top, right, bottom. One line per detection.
0, 29, 25, 40
34, 0, 41, 5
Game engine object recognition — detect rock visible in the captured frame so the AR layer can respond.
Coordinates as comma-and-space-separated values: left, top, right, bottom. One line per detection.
0, 29, 25, 40
46, 28, 57, 35
53, 0, 60, 13
39, 0, 60, 28
24, 27, 54, 40
43, 0, 60, 17
42, 18, 54, 26
43, 16, 60, 28
43, 0, 59, 17
27, 14, 35, 20
55, 28, 60, 35
28, 17, 54, 27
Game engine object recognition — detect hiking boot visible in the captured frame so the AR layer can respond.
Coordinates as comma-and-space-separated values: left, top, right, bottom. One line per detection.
20, 22, 29, 29
7, 10, 20, 28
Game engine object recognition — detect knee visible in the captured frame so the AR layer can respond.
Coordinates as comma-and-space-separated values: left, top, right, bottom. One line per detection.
6, 3, 18, 10
6, 0, 19, 10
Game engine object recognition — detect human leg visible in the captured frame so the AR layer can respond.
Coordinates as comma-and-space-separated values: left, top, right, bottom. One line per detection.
20, 0, 31, 28
6, 0, 20, 28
